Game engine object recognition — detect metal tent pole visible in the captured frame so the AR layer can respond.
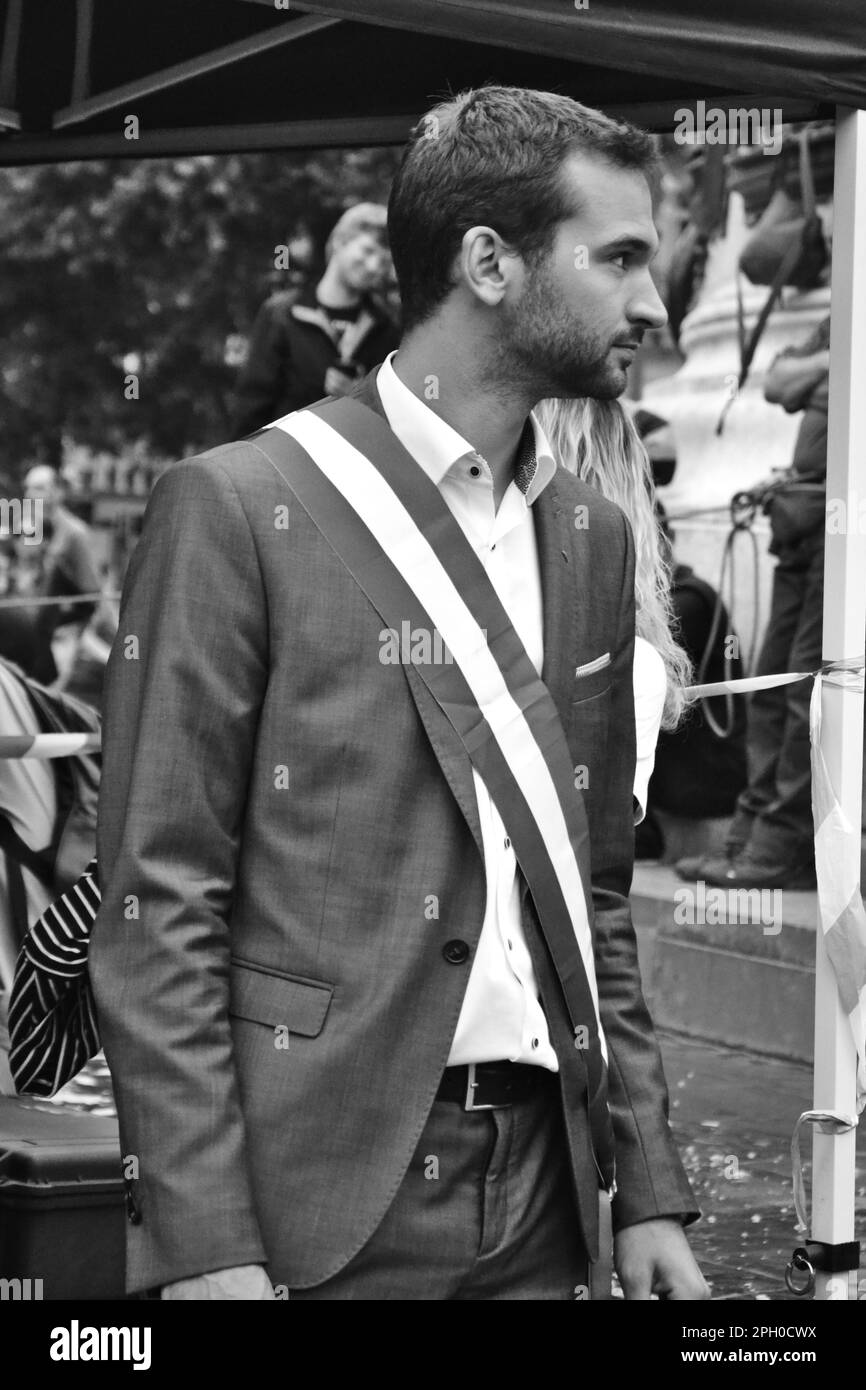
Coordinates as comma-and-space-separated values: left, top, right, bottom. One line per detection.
810, 105, 866, 1301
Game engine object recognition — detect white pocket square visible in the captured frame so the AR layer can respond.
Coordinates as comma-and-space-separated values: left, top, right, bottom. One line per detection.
574, 652, 611, 679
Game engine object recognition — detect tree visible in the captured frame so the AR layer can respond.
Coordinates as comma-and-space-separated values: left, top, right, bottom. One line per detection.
0, 147, 401, 480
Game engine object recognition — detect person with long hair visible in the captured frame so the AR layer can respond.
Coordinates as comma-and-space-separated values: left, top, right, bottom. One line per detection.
535, 397, 693, 823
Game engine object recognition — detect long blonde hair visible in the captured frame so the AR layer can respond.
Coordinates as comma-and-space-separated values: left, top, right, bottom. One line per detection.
535, 396, 692, 730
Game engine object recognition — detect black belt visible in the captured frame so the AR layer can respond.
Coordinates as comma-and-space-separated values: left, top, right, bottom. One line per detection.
436, 1061, 555, 1111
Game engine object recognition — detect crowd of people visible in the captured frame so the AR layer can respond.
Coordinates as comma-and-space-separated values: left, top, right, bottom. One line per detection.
0, 465, 119, 710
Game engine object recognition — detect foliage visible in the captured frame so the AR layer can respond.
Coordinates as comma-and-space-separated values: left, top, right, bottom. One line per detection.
0, 147, 401, 479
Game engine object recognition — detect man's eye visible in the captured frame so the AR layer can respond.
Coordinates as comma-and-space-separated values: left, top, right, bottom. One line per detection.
610, 254, 630, 270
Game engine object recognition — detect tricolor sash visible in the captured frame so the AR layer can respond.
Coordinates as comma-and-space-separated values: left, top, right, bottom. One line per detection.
251, 395, 617, 1191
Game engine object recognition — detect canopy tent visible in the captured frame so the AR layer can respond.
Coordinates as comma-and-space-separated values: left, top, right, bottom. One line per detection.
0, 0, 864, 162
1, 0, 864, 1301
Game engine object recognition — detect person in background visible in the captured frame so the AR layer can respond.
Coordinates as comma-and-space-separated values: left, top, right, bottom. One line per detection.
637, 508, 748, 859
0, 534, 40, 678
679, 314, 830, 889
22, 466, 103, 687
0, 656, 57, 1013
231, 203, 399, 436
536, 397, 693, 826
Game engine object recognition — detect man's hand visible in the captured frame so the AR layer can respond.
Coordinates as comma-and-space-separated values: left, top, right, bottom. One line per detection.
161, 1264, 276, 1300
615, 1218, 710, 1300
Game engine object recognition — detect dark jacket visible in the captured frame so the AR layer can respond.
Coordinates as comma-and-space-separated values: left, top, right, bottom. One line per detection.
231, 287, 398, 436
768, 315, 830, 554
649, 566, 747, 818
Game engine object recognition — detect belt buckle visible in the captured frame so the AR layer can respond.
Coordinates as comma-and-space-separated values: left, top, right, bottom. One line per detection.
463, 1061, 499, 1111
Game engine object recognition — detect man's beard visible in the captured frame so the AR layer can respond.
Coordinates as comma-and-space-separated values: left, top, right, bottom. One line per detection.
494, 262, 628, 402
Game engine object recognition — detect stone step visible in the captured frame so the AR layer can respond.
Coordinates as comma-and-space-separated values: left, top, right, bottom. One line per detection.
632, 862, 819, 1063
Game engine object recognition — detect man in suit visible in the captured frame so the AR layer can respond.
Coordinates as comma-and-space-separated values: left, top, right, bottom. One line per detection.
89, 85, 707, 1301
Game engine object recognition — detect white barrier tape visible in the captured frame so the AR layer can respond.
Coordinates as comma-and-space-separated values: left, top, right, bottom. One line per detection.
687, 656, 865, 701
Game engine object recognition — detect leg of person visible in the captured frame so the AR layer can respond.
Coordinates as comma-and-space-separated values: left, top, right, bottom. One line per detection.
287, 1095, 491, 1299
453, 1072, 587, 1301
725, 545, 811, 852
289, 1071, 585, 1300
748, 534, 824, 870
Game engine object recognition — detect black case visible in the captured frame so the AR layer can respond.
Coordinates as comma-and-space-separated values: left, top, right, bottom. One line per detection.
0, 1095, 125, 1299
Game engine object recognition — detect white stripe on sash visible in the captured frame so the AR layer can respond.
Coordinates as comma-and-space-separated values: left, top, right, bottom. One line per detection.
277, 410, 605, 1052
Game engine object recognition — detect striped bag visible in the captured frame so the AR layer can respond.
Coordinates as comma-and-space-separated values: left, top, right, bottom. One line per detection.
7, 856, 101, 1097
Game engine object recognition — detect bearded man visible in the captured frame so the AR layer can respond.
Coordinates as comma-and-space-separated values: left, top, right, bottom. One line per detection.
90, 85, 707, 1302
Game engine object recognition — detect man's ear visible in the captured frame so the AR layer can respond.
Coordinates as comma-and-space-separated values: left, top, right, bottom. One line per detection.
458, 226, 518, 308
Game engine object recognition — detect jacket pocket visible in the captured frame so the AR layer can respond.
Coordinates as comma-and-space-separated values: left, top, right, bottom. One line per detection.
228, 956, 334, 1037
571, 668, 613, 706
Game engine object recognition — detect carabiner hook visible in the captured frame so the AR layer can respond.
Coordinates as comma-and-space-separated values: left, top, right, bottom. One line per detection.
784, 1250, 816, 1297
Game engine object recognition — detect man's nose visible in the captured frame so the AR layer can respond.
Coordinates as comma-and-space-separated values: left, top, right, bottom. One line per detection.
628, 270, 668, 332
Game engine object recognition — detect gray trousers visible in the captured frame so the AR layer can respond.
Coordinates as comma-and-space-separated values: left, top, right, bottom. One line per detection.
728, 533, 824, 863
290, 1072, 588, 1300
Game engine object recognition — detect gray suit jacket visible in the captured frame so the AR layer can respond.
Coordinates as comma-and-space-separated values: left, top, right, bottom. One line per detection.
89, 370, 698, 1294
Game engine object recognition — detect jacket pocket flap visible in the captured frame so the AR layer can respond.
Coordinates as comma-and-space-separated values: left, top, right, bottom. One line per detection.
229, 958, 334, 1037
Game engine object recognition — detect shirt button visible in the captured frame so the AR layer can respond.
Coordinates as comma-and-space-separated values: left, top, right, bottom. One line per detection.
531, 1038, 539, 1050
507, 939, 513, 950
504, 837, 510, 849
469, 465, 480, 477
442, 939, 470, 965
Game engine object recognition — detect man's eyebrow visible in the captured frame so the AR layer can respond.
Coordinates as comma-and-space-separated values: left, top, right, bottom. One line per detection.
598, 234, 659, 257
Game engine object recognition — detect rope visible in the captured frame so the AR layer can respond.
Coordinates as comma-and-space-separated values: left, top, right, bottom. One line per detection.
692, 490, 762, 737
686, 478, 827, 735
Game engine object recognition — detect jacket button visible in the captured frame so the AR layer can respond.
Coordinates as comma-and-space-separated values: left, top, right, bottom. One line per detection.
442, 939, 470, 965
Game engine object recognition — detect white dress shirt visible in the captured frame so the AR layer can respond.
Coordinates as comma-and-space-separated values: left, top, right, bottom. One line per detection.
632, 635, 667, 825
375, 351, 561, 1069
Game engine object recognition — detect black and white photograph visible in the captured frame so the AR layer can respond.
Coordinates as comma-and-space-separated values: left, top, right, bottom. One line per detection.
0, 0, 864, 1356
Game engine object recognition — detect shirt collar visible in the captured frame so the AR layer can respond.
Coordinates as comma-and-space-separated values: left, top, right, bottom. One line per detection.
375, 350, 556, 504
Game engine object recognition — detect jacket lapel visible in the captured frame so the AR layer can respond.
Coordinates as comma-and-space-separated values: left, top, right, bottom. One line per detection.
339, 309, 378, 365
291, 302, 342, 349
292, 303, 380, 364
534, 474, 581, 736
528, 471, 597, 924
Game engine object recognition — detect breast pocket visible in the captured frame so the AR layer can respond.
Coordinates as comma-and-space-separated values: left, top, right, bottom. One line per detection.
571, 664, 613, 707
